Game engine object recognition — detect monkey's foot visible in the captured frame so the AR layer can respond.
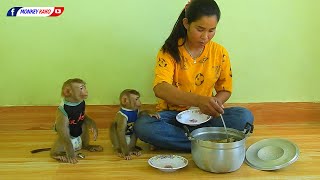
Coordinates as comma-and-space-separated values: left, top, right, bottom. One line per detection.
117, 152, 132, 160
83, 145, 103, 152
124, 155, 132, 160
130, 147, 142, 157
53, 155, 78, 164
130, 151, 141, 156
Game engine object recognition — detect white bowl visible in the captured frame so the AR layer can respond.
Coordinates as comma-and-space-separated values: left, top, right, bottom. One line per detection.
176, 109, 211, 126
148, 155, 188, 172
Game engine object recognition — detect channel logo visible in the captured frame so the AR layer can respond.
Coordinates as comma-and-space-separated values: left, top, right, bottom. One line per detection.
7, 7, 64, 17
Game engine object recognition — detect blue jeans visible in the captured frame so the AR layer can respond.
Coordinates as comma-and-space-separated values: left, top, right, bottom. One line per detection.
134, 107, 254, 152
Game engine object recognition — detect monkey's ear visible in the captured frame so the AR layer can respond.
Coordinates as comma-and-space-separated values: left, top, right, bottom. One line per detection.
120, 95, 128, 106
62, 87, 72, 97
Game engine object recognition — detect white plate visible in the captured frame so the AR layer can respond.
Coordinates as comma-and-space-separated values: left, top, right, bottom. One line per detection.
176, 109, 211, 126
148, 155, 188, 172
245, 138, 299, 170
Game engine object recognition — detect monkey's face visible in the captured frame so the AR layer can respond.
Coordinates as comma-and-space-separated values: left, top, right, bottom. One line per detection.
128, 94, 141, 110
67, 83, 88, 102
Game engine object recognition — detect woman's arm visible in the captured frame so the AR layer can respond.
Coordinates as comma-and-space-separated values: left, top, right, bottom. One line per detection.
154, 82, 201, 106
215, 90, 231, 105
154, 82, 224, 117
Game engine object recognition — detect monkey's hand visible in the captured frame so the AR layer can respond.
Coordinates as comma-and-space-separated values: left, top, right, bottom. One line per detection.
149, 112, 160, 119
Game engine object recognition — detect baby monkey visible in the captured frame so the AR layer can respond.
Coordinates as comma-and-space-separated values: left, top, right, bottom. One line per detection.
50, 78, 103, 163
110, 89, 159, 160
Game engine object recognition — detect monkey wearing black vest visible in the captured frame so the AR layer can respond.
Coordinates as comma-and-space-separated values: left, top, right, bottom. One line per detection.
31, 78, 103, 164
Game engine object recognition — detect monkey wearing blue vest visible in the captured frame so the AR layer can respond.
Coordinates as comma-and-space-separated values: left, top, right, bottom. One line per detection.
110, 89, 160, 160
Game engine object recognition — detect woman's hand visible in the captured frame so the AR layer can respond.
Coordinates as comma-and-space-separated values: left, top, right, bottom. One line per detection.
197, 96, 224, 117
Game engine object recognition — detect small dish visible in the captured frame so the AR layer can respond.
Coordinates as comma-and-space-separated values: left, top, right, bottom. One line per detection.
148, 155, 188, 172
176, 109, 211, 126
245, 138, 299, 170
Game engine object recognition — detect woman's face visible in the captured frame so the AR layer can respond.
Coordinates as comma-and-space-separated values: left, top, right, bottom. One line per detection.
183, 15, 218, 47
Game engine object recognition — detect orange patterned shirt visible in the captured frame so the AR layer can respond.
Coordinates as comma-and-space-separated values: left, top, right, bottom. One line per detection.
153, 40, 232, 111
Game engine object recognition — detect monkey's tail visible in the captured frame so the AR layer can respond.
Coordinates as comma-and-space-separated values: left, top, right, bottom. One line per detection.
30, 148, 51, 154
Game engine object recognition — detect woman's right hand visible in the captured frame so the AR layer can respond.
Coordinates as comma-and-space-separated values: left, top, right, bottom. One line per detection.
197, 96, 224, 117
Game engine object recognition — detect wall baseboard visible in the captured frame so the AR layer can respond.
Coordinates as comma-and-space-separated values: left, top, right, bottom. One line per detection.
0, 102, 319, 130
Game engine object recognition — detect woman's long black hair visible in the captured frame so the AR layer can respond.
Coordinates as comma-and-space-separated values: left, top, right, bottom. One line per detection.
161, 0, 221, 63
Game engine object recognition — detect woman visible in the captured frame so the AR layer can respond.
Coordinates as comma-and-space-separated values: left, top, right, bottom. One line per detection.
135, 0, 254, 151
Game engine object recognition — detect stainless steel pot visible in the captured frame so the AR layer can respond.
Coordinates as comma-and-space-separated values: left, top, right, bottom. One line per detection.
185, 123, 253, 173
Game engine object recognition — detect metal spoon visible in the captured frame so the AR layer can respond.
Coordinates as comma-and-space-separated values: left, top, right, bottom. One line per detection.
219, 114, 230, 143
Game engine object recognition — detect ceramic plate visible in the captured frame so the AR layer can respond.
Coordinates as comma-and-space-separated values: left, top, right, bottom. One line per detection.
148, 155, 188, 172
245, 138, 299, 170
176, 109, 211, 126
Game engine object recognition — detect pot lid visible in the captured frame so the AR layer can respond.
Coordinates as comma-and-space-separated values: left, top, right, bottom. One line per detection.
245, 138, 299, 171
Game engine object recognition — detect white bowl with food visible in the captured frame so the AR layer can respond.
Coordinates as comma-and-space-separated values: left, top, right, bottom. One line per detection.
148, 155, 188, 172
176, 109, 211, 126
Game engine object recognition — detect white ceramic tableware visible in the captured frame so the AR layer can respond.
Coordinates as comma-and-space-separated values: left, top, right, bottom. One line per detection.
176, 109, 211, 126
148, 155, 188, 172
